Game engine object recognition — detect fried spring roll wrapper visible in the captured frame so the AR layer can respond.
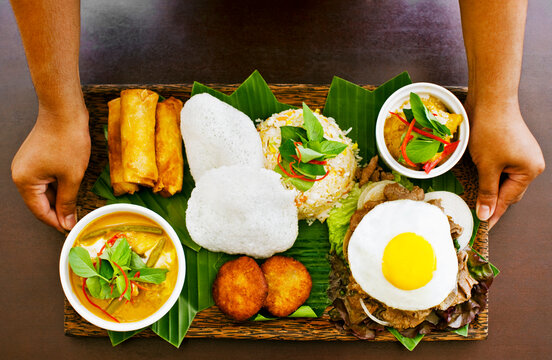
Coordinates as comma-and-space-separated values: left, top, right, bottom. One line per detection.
153, 97, 184, 197
107, 98, 139, 196
120, 89, 159, 186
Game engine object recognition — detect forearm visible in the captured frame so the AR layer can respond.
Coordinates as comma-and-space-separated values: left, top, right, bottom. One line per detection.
459, 0, 527, 108
11, 0, 86, 120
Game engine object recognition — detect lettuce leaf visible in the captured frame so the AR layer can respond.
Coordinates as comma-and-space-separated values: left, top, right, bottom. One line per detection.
327, 185, 361, 258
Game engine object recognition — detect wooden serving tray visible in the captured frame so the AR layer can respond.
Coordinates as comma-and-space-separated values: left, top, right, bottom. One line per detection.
66, 83, 489, 342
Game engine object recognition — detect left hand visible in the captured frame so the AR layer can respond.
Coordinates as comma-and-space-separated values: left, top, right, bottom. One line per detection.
466, 97, 545, 228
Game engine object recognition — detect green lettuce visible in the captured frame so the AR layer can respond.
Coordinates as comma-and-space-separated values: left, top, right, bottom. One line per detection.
327, 185, 362, 258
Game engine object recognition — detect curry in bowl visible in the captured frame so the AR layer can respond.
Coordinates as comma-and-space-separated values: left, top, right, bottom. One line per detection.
384, 92, 464, 174
68, 211, 178, 323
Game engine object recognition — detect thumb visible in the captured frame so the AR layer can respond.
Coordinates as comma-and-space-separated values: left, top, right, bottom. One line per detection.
55, 175, 81, 231
488, 175, 529, 229
476, 166, 501, 221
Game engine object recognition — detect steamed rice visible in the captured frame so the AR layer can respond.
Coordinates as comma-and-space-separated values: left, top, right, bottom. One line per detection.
256, 108, 359, 222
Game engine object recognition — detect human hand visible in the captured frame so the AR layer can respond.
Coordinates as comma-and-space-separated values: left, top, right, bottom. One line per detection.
11, 105, 90, 231
467, 98, 545, 229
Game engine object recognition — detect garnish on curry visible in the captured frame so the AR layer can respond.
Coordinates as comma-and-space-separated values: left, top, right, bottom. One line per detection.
384, 92, 463, 173
68, 212, 178, 323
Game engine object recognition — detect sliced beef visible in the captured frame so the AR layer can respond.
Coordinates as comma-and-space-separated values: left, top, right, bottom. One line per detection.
359, 156, 379, 187
383, 182, 425, 201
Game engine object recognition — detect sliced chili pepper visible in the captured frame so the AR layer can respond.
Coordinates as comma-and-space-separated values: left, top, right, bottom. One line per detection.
112, 261, 129, 301
82, 279, 120, 323
135, 271, 140, 278
308, 159, 327, 165
293, 141, 303, 163
131, 281, 148, 291
389, 112, 451, 145
423, 140, 460, 174
400, 119, 417, 167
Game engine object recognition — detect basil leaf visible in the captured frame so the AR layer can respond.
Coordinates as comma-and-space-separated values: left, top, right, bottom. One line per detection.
100, 279, 116, 299
130, 252, 147, 270
429, 118, 451, 137
292, 162, 327, 176
273, 160, 315, 192
98, 259, 114, 280
318, 140, 347, 156
278, 139, 298, 162
69, 247, 100, 278
131, 268, 168, 285
110, 238, 132, 267
86, 277, 102, 298
409, 92, 434, 129
403, 108, 415, 122
302, 103, 324, 142
296, 145, 324, 163
116, 275, 130, 300
280, 126, 307, 144
405, 139, 441, 163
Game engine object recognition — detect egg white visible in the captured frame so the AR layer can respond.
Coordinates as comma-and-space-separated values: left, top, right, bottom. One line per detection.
347, 199, 458, 311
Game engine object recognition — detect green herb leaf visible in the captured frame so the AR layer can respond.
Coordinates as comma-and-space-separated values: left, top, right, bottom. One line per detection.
409, 92, 435, 129
110, 238, 132, 267
292, 162, 327, 177
403, 108, 415, 122
131, 268, 168, 284
69, 247, 101, 279
405, 138, 441, 163
280, 126, 307, 144
289, 176, 315, 192
116, 275, 130, 300
279, 139, 298, 161
296, 145, 324, 163
317, 140, 348, 157
86, 276, 102, 298
130, 252, 147, 270
302, 103, 324, 142
98, 259, 114, 281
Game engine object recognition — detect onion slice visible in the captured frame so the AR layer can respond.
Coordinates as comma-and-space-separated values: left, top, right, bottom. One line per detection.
359, 298, 391, 326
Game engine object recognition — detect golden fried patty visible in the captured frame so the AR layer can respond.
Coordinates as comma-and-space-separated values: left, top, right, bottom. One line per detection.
261, 256, 312, 317
212, 256, 268, 321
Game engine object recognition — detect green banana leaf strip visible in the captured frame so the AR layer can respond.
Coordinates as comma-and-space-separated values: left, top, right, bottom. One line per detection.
387, 327, 424, 351
108, 329, 145, 346
191, 70, 293, 119
453, 324, 469, 337
323, 73, 412, 162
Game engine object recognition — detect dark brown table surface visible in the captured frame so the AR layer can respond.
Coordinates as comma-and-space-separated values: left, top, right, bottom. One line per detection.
1, 1, 550, 359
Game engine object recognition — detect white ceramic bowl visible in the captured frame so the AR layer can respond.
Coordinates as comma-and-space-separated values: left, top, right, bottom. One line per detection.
59, 203, 186, 331
375, 82, 469, 179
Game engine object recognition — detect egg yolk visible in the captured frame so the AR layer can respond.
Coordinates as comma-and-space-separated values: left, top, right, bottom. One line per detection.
382, 232, 436, 290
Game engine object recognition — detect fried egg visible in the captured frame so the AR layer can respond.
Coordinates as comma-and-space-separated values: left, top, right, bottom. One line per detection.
347, 200, 458, 311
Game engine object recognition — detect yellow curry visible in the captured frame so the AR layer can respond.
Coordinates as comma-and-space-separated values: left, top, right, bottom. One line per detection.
69, 212, 178, 323
384, 95, 463, 170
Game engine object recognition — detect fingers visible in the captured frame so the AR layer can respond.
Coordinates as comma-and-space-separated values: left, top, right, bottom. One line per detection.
55, 174, 82, 231
15, 181, 64, 232
488, 175, 530, 229
475, 166, 501, 222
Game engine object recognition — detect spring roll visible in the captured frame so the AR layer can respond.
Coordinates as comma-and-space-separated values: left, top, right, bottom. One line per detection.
107, 98, 139, 196
120, 89, 159, 187
153, 97, 184, 197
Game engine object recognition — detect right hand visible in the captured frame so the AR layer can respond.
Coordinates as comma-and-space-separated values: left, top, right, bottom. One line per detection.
11, 105, 90, 232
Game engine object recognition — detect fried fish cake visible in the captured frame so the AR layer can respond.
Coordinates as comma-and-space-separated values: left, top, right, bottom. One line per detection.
212, 256, 268, 321
261, 256, 312, 317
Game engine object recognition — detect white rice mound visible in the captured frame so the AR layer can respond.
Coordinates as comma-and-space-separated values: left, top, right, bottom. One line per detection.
256, 108, 358, 222
180, 93, 264, 182
185, 165, 298, 258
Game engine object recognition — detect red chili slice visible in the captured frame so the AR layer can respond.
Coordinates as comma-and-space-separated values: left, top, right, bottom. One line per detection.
82, 279, 119, 323
400, 119, 417, 167
423, 140, 460, 174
